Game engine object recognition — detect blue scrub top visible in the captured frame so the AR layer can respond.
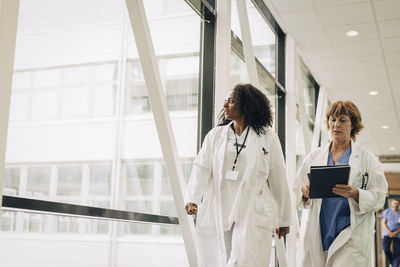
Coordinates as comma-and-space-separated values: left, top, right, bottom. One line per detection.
320, 146, 352, 251
381, 208, 400, 238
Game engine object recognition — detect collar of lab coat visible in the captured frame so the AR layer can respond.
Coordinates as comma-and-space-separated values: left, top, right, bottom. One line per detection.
321, 139, 362, 183
322, 139, 361, 159
217, 121, 260, 182
220, 121, 259, 151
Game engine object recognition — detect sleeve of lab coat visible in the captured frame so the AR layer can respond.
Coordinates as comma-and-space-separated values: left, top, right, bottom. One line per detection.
184, 130, 213, 206
350, 151, 388, 215
292, 152, 313, 209
268, 131, 292, 227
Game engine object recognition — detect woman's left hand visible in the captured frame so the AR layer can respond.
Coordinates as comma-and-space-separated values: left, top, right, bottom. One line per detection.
275, 227, 290, 239
332, 184, 359, 202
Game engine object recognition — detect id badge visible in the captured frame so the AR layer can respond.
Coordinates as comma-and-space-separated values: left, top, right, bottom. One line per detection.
225, 170, 239, 181
255, 195, 264, 214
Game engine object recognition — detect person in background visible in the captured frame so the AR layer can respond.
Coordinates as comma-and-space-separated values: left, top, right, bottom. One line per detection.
293, 100, 388, 267
185, 83, 292, 267
382, 198, 400, 267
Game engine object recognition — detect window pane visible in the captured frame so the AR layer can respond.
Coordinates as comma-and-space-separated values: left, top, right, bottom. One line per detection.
26, 167, 51, 196
9, 93, 29, 121
34, 69, 60, 88
62, 86, 89, 117
3, 168, 20, 195
125, 162, 154, 196
231, 0, 276, 76
12, 72, 31, 89
63, 66, 91, 85
230, 50, 248, 88
57, 166, 82, 196
0, 212, 15, 231
89, 165, 111, 195
31, 90, 58, 120
92, 83, 116, 116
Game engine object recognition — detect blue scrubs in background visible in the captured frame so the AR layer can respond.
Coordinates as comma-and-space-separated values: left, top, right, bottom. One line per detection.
319, 146, 352, 251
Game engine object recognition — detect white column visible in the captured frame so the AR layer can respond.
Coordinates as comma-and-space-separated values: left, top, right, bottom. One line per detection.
285, 35, 299, 267
296, 77, 311, 155
236, 0, 258, 86
311, 87, 326, 150
125, 1, 197, 266
214, 0, 231, 124
320, 91, 329, 147
0, 0, 20, 209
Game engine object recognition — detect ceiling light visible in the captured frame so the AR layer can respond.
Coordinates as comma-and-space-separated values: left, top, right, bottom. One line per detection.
381, 125, 389, 129
390, 147, 396, 151
346, 30, 359, 37
369, 91, 378, 96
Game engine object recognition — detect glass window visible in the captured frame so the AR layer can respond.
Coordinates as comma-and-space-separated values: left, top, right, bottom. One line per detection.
89, 164, 111, 195
231, 0, 276, 76
61, 85, 90, 117
125, 162, 154, 196
300, 60, 319, 125
92, 84, 116, 116
57, 216, 79, 233
9, 93, 29, 121
123, 201, 153, 233
34, 69, 60, 88
126, 82, 151, 115
230, 50, 248, 88
57, 166, 82, 196
26, 167, 51, 196
4, 0, 200, 265
63, 66, 91, 85
0, 212, 15, 231
165, 78, 198, 111
12, 72, 31, 89
31, 90, 58, 120
3, 168, 20, 195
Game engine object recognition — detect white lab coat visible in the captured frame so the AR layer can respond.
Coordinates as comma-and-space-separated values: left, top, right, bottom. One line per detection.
293, 141, 388, 267
185, 122, 292, 267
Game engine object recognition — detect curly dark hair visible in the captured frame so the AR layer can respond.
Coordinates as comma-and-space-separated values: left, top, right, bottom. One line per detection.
218, 83, 273, 135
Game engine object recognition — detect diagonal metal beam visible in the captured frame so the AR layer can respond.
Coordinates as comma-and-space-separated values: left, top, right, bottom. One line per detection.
214, 0, 231, 123
2, 195, 179, 224
0, 0, 19, 210
124, 1, 197, 266
236, 0, 258, 86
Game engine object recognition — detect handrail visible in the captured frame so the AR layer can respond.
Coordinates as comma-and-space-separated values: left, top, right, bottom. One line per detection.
1, 195, 179, 225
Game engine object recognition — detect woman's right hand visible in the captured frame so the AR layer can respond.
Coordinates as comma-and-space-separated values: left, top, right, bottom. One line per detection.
301, 184, 310, 201
185, 203, 198, 215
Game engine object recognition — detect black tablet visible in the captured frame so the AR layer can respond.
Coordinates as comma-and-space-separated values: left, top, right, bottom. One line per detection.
309, 165, 351, 199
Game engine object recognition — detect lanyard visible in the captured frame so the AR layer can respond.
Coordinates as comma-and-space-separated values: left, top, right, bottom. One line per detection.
231, 125, 250, 171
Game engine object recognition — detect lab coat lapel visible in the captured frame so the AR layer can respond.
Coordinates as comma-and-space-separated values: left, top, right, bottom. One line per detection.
326, 141, 360, 263
240, 127, 259, 183
216, 122, 233, 183
348, 140, 361, 185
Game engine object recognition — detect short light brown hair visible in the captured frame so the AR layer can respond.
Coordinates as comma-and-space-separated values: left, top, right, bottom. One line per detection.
325, 100, 364, 140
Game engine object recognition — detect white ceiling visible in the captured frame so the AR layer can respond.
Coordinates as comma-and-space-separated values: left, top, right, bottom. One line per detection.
266, 0, 400, 157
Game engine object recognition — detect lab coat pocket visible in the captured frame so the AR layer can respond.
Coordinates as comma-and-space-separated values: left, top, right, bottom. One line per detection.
351, 169, 363, 189
253, 195, 273, 230
257, 151, 270, 178
196, 202, 217, 237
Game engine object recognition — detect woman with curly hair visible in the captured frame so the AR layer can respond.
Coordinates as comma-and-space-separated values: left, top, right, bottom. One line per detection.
185, 83, 292, 267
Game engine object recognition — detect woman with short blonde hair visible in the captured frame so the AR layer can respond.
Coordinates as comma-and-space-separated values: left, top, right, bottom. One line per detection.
294, 100, 387, 267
